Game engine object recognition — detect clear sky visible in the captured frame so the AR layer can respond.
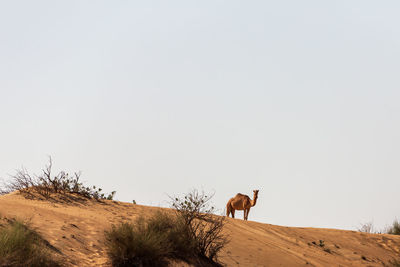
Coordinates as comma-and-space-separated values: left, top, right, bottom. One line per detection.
1, 1, 399, 230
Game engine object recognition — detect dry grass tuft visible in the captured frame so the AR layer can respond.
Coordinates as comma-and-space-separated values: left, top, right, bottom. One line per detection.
0, 219, 62, 267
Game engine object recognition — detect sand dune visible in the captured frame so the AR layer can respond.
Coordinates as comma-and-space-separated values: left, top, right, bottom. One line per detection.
0, 192, 399, 266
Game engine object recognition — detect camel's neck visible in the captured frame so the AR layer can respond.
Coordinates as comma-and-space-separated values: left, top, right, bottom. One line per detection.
251, 195, 258, 207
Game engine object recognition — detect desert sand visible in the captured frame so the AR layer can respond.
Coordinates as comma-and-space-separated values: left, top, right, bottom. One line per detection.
0, 191, 399, 267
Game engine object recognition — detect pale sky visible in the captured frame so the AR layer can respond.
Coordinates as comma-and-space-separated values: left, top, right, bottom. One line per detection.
1, 1, 399, 230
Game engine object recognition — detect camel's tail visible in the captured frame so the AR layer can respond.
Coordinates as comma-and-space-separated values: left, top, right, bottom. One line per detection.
226, 200, 232, 217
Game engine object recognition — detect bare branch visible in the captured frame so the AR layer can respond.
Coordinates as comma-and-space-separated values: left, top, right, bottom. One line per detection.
170, 189, 229, 262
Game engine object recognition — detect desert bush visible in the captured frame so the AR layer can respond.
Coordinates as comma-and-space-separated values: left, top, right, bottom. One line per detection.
104, 215, 172, 267
1, 157, 115, 201
358, 221, 375, 233
0, 219, 62, 267
386, 220, 400, 235
171, 190, 228, 263
105, 190, 228, 267
146, 211, 196, 260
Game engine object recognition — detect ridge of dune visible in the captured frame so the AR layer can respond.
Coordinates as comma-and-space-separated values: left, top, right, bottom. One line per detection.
0, 192, 399, 267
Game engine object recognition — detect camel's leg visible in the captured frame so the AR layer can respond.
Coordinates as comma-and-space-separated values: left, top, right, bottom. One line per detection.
231, 209, 235, 218
226, 202, 231, 217
246, 208, 250, 220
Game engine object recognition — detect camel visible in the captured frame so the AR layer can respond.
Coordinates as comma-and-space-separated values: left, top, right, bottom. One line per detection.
226, 190, 259, 221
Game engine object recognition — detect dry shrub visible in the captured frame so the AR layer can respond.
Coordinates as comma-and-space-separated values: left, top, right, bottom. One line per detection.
105, 190, 228, 267
387, 220, 400, 235
358, 221, 375, 233
1, 157, 115, 201
171, 190, 228, 263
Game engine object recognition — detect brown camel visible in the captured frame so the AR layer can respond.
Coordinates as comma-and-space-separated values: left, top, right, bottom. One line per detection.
226, 190, 259, 220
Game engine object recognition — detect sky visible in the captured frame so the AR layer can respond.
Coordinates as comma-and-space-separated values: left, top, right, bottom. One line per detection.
0, 1, 399, 231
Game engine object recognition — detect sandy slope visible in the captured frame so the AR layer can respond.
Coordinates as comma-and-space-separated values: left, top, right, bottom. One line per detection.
0, 192, 399, 267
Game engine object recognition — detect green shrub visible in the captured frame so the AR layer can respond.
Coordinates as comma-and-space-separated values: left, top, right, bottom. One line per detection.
104, 215, 172, 267
0, 220, 61, 267
147, 211, 196, 260
387, 220, 400, 235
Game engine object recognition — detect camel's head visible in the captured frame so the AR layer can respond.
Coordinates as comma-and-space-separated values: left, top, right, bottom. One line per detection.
253, 190, 259, 197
